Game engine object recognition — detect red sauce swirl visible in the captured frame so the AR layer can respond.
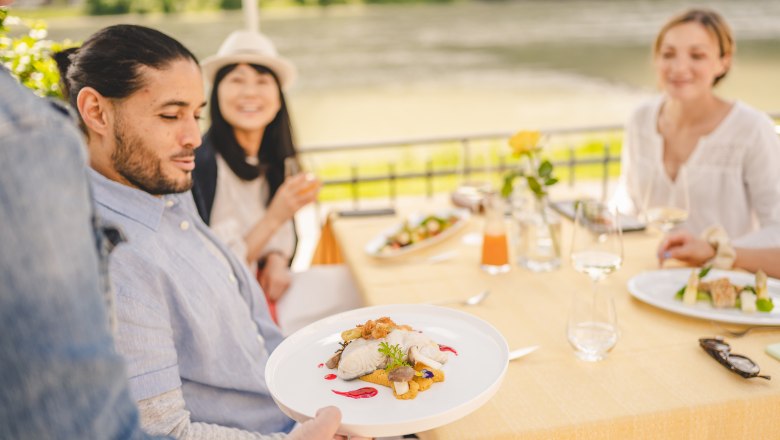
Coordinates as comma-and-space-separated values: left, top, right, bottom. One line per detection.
439, 344, 458, 355
332, 387, 378, 399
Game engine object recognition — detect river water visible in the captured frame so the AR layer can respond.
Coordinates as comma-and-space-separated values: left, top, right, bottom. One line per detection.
43, 0, 780, 146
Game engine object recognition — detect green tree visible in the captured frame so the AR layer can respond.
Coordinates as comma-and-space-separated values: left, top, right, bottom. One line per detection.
0, 9, 79, 98
85, 0, 131, 15
219, 0, 242, 10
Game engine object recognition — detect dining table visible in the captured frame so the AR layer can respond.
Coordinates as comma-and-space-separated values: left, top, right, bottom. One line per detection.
327, 199, 780, 440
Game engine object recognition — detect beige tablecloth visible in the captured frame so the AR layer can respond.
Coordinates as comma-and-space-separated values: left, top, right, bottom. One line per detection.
330, 204, 780, 440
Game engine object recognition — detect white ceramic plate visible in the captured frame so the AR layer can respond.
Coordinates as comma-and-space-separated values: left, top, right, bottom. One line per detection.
627, 268, 780, 325
265, 304, 509, 437
364, 208, 470, 259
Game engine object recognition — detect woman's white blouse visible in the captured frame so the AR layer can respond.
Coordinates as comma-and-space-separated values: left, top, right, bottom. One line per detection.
209, 155, 296, 271
614, 96, 780, 247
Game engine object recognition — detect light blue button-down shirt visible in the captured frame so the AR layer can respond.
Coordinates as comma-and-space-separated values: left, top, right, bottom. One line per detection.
89, 170, 293, 434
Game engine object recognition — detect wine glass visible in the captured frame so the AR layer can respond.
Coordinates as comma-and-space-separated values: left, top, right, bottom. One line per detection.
641, 167, 690, 234
567, 200, 623, 362
284, 156, 302, 178
284, 156, 318, 195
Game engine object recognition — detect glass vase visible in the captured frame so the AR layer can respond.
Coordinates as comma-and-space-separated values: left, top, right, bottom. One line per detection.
513, 196, 561, 272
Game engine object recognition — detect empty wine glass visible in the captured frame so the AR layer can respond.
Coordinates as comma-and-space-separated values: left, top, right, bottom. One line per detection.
567, 200, 623, 362
641, 167, 690, 234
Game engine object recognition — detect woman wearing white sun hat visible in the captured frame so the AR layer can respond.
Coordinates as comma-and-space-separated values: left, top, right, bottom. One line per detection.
193, 30, 362, 337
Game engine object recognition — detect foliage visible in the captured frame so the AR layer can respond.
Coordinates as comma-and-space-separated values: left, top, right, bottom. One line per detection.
219, 0, 242, 10
0, 10, 79, 98
378, 342, 411, 371
501, 130, 559, 200
85, 0, 131, 15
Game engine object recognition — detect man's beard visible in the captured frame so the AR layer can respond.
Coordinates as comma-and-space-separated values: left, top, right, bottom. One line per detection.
112, 119, 193, 196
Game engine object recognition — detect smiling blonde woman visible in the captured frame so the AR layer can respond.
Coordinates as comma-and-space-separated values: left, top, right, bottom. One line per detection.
613, 8, 780, 251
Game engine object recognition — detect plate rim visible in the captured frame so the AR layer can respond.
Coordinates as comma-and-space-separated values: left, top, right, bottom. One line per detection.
627, 268, 780, 326
264, 303, 509, 437
363, 208, 471, 259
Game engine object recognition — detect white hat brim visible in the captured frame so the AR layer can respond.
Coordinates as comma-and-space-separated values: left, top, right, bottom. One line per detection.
201, 53, 297, 90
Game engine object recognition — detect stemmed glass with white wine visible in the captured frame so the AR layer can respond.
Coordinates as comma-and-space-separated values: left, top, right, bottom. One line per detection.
567, 200, 623, 362
642, 167, 690, 234
284, 156, 319, 195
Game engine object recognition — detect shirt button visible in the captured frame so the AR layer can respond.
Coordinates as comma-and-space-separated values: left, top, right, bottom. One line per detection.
180, 221, 190, 231
228, 273, 237, 283
165, 200, 174, 208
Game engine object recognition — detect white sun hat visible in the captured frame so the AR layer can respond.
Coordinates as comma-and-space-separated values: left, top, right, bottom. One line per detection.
201, 29, 297, 90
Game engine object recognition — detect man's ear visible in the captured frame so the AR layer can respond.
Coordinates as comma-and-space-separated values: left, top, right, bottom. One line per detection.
76, 87, 112, 136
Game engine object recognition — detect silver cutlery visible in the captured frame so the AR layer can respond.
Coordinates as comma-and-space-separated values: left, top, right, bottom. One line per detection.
405, 250, 459, 265
428, 289, 490, 307
508, 345, 540, 361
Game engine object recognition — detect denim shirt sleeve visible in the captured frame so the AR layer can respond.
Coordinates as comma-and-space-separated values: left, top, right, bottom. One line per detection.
0, 72, 164, 439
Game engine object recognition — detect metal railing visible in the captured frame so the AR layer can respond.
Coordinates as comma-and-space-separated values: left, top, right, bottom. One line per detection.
298, 114, 780, 210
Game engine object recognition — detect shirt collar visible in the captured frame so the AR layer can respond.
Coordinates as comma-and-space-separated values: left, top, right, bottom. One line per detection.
89, 168, 167, 231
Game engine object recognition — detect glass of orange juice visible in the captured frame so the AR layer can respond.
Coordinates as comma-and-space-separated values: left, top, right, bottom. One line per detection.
480, 194, 510, 274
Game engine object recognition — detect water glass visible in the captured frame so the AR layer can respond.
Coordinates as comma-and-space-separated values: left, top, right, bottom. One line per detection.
567, 288, 619, 361
480, 195, 510, 275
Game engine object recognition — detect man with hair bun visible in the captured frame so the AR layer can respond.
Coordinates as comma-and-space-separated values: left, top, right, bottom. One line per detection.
55, 24, 363, 440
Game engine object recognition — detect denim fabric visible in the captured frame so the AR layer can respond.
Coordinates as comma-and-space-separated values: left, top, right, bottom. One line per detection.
0, 72, 162, 439
89, 170, 292, 434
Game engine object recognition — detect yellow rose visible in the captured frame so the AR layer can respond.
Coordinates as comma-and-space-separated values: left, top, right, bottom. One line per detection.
508, 130, 542, 156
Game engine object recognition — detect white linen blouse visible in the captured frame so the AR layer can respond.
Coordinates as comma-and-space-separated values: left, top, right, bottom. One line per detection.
613, 96, 780, 247
209, 155, 295, 272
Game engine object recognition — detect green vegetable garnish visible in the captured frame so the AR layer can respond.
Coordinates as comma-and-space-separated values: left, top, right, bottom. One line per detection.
676, 266, 714, 300
675, 287, 711, 302
756, 298, 775, 313
378, 342, 411, 371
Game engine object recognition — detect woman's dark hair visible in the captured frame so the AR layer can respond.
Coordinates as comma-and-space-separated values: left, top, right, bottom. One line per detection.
54, 24, 199, 114
204, 63, 296, 204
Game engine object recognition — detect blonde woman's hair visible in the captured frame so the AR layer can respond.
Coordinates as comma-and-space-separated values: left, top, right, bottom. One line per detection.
653, 8, 735, 85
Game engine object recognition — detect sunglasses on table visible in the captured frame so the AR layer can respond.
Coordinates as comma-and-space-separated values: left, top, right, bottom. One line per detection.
699, 337, 770, 380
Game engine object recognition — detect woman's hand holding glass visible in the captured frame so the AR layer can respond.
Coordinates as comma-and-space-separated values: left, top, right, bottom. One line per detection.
266, 158, 321, 225
266, 174, 321, 226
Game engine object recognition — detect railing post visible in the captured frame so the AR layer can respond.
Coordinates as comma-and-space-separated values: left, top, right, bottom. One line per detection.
389, 162, 396, 207
602, 142, 610, 202
426, 157, 433, 199
568, 143, 576, 188
351, 162, 358, 210
462, 138, 471, 181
